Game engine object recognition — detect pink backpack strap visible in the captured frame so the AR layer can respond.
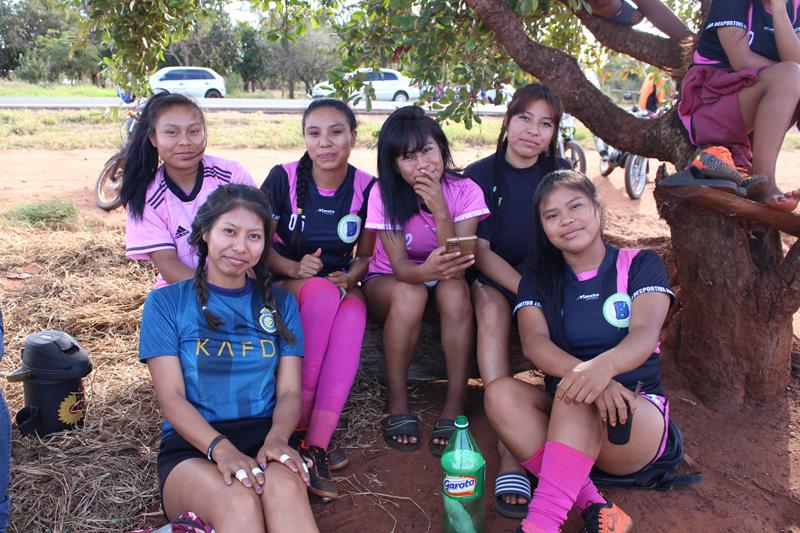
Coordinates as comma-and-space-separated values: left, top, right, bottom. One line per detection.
615, 248, 641, 294
281, 161, 300, 212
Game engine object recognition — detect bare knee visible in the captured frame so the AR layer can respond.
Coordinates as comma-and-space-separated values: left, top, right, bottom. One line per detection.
436, 280, 473, 320
484, 376, 519, 421
262, 464, 309, 509
762, 62, 800, 97
388, 282, 428, 320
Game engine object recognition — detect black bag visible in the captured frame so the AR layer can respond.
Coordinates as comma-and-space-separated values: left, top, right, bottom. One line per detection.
590, 418, 702, 490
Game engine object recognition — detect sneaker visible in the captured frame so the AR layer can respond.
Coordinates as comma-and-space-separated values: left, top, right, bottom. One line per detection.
690, 146, 747, 183
582, 502, 633, 533
299, 443, 339, 500
327, 440, 349, 472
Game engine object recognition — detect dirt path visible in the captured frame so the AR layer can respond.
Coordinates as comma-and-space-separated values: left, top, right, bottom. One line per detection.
1, 147, 799, 532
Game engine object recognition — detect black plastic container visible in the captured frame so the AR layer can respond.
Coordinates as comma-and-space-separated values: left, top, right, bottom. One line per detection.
6, 331, 92, 437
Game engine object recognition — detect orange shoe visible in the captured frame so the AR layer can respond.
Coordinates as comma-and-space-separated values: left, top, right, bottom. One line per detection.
581, 502, 633, 533
690, 146, 746, 183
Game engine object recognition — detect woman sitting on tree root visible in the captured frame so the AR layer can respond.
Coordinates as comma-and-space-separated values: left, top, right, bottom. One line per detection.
678, 0, 800, 212
486, 170, 674, 533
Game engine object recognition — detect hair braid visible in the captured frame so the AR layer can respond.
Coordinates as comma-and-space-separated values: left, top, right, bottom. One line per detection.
253, 260, 296, 343
193, 245, 223, 329
291, 152, 312, 257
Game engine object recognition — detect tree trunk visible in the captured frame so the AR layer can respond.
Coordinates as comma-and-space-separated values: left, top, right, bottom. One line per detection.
654, 180, 793, 407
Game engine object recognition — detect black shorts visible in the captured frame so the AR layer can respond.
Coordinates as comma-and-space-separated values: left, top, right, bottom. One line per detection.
157, 417, 274, 500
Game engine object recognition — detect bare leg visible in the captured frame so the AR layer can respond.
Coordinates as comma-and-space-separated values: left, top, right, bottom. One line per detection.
632, 0, 693, 40
433, 278, 474, 446
472, 283, 526, 504
363, 276, 428, 445
738, 61, 800, 211
260, 461, 319, 532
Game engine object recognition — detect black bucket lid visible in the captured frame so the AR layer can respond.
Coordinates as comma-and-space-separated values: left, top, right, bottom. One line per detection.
12, 331, 92, 381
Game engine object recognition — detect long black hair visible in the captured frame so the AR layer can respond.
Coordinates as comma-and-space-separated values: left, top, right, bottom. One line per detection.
291, 98, 358, 256
376, 106, 460, 231
121, 92, 206, 220
494, 83, 563, 178
526, 169, 603, 345
188, 184, 295, 343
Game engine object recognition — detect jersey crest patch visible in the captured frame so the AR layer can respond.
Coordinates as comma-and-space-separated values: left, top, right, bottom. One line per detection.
259, 307, 277, 334
337, 214, 362, 244
602, 292, 632, 328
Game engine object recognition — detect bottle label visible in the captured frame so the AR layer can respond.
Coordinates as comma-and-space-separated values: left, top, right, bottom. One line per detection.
443, 475, 477, 498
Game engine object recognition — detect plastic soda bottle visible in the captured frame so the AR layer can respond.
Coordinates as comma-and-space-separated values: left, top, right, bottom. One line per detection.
440, 415, 485, 533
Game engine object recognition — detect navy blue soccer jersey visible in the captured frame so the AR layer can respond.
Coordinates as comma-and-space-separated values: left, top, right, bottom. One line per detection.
139, 278, 303, 442
261, 162, 375, 277
466, 153, 571, 271
514, 246, 674, 396
695, 0, 800, 68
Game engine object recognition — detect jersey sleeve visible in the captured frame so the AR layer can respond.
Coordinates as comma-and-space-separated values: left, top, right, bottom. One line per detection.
357, 178, 377, 222
229, 160, 257, 187
628, 250, 675, 303
513, 275, 543, 315
139, 288, 180, 362
476, 215, 492, 241
365, 183, 395, 230
452, 179, 490, 223
704, 0, 748, 33
125, 203, 176, 260
261, 166, 290, 223
276, 290, 304, 357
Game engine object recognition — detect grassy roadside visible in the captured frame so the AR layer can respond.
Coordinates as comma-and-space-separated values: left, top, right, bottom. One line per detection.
0, 80, 116, 98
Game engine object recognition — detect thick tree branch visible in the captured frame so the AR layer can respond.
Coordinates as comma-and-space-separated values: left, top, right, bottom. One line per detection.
777, 237, 800, 316
464, 0, 694, 166
573, 10, 685, 71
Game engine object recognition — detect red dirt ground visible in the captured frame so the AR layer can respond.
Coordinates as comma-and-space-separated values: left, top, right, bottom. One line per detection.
2, 147, 799, 532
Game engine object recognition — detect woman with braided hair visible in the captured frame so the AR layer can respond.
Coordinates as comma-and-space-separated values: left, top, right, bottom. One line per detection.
139, 184, 317, 532
260, 98, 375, 500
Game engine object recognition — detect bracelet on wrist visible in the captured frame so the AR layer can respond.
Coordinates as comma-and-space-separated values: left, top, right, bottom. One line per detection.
206, 434, 228, 462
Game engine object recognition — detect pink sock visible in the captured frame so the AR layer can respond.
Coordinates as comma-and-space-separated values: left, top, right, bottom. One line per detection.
521, 446, 605, 513
304, 296, 366, 448
296, 278, 340, 429
523, 441, 596, 533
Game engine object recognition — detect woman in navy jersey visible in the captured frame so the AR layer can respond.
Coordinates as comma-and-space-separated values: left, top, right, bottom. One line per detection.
140, 184, 316, 532
260, 99, 374, 500
466, 83, 570, 518
486, 170, 673, 533
679, 0, 800, 211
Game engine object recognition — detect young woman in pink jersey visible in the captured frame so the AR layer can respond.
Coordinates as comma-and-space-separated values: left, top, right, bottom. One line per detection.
260, 99, 375, 500
363, 106, 489, 456
122, 92, 256, 287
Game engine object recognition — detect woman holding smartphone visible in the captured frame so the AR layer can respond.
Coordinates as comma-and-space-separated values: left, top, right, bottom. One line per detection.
486, 170, 673, 533
363, 106, 489, 456
466, 83, 571, 518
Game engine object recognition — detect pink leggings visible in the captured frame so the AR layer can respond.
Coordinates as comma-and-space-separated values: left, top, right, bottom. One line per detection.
296, 278, 366, 449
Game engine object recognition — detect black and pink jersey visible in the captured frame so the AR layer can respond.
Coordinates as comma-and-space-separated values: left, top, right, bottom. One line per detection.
514, 246, 674, 397
694, 0, 800, 69
261, 162, 375, 276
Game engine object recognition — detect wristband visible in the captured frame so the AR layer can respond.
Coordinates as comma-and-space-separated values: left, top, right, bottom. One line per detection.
207, 434, 228, 462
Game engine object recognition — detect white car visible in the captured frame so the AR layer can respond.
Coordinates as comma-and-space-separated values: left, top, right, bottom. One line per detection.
484, 84, 516, 105
312, 68, 420, 102
149, 67, 226, 98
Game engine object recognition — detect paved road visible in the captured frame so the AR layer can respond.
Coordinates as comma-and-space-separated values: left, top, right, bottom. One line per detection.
0, 96, 507, 116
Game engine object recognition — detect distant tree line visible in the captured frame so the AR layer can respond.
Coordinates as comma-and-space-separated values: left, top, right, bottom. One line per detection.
0, 0, 340, 95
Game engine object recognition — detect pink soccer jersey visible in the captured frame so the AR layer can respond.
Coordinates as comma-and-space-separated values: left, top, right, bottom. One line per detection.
365, 174, 489, 276
125, 154, 256, 288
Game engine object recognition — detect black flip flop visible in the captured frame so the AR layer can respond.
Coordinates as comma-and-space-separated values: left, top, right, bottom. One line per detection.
598, 0, 643, 26
382, 414, 420, 452
658, 167, 747, 197
494, 471, 532, 519
429, 418, 456, 457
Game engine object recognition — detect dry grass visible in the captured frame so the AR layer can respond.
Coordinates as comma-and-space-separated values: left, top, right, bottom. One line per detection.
0, 216, 394, 532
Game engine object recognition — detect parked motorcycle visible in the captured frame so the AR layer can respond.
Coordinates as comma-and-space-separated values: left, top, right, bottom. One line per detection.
558, 113, 586, 174
94, 110, 138, 211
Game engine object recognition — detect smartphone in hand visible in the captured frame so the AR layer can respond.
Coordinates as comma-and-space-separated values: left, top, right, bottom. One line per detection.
445, 235, 477, 256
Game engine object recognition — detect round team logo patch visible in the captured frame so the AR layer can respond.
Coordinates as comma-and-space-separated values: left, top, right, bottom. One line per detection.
602, 292, 632, 328
337, 214, 362, 244
259, 307, 277, 334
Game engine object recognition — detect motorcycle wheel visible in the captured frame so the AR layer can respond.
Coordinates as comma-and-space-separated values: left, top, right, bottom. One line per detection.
564, 140, 587, 174
95, 154, 125, 211
624, 155, 648, 200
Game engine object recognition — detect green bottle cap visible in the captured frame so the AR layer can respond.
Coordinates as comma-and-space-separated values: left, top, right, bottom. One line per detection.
454, 415, 468, 428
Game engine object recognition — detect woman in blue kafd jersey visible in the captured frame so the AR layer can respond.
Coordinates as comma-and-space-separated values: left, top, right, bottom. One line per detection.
138, 184, 318, 532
